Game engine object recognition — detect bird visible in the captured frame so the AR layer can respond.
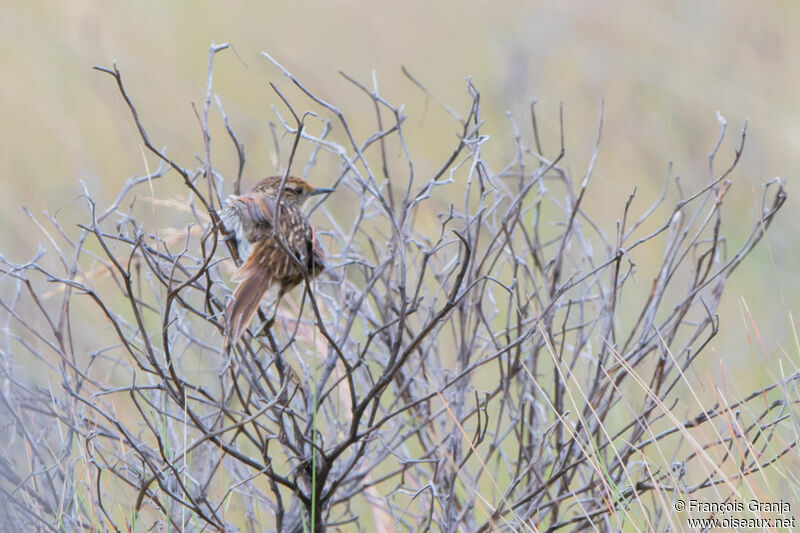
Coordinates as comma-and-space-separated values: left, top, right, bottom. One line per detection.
221, 175, 333, 344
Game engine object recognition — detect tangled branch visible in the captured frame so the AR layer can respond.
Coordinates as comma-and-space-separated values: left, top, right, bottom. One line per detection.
0, 46, 791, 532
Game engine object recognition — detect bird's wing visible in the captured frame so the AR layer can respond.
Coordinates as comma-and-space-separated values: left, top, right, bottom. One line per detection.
279, 207, 326, 276
222, 193, 278, 262
226, 193, 276, 232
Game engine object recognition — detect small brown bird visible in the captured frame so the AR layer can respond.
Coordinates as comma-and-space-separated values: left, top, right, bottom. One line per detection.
221, 176, 332, 344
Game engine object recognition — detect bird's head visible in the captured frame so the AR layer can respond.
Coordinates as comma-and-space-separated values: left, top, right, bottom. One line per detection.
252, 176, 333, 206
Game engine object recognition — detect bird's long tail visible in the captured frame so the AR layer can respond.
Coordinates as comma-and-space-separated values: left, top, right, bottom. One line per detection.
225, 257, 272, 346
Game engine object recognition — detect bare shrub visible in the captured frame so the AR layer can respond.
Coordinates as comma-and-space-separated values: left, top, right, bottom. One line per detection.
0, 44, 791, 532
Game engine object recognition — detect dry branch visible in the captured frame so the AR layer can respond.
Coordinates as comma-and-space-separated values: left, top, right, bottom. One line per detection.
0, 47, 792, 533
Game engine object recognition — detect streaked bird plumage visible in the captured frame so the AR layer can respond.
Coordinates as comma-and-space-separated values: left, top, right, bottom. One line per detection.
222, 176, 331, 344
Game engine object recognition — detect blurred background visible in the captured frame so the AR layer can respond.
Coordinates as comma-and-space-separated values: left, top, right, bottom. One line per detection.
1, 0, 797, 426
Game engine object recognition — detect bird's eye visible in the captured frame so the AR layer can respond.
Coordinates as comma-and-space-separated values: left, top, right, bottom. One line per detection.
295, 186, 304, 194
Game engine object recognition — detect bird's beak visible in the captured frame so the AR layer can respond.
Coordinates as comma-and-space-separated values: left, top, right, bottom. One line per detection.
309, 187, 334, 197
